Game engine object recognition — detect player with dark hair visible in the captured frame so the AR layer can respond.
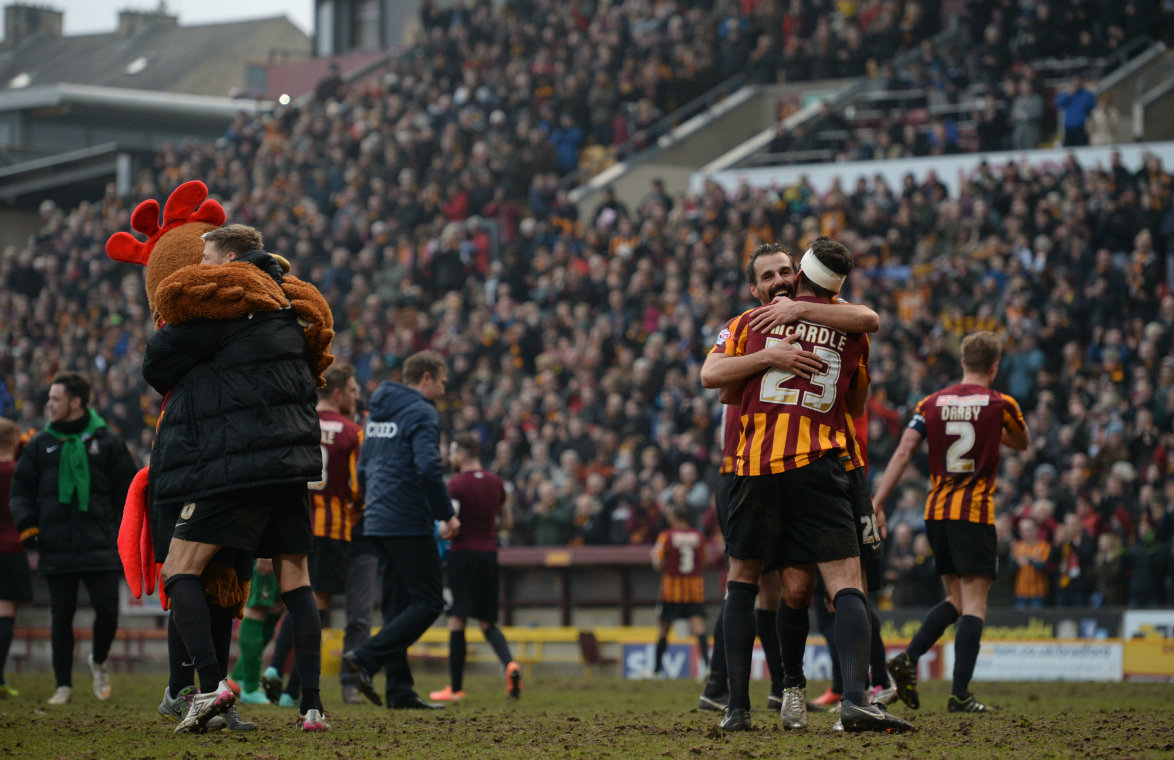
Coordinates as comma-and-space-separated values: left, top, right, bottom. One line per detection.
875, 331, 1029, 714
702, 238, 911, 733
429, 432, 520, 702
698, 243, 877, 714
651, 505, 708, 678
746, 240, 894, 726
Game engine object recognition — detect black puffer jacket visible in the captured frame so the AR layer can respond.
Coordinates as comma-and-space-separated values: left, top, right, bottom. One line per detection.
142, 306, 321, 504
9, 420, 137, 575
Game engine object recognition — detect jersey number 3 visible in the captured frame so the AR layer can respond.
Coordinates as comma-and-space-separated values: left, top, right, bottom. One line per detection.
308, 445, 329, 491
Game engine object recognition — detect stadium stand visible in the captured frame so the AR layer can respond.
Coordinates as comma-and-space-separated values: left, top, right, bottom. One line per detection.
1, 0, 1172, 610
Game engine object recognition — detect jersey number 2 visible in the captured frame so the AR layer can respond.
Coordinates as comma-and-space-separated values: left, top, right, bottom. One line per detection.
945, 421, 976, 473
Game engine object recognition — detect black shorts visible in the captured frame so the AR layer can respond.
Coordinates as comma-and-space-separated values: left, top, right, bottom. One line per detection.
447, 550, 499, 623
726, 454, 859, 571
308, 536, 350, 596
171, 483, 313, 558
152, 501, 253, 576
714, 472, 736, 542
925, 519, 998, 578
846, 465, 883, 590
658, 601, 706, 622
0, 553, 33, 602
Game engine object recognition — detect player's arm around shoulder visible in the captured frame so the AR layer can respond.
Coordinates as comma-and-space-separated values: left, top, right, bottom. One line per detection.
749, 296, 879, 334
700, 313, 821, 387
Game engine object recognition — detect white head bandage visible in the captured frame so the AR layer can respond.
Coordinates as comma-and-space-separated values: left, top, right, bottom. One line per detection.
799, 249, 845, 292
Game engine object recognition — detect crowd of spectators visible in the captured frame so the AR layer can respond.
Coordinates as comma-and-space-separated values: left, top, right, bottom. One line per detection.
769, 0, 1168, 164
2, 0, 1173, 609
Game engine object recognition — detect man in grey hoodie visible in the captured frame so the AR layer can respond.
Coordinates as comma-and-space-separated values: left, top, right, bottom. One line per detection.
342, 350, 460, 709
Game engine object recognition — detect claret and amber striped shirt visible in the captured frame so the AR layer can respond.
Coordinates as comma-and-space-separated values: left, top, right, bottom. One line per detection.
309, 409, 363, 541
712, 298, 869, 476
653, 527, 707, 604
909, 383, 1026, 526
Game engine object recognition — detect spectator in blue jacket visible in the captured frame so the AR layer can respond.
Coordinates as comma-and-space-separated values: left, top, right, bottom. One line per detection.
549, 113, 585, 175
1055, 76, 1098, 147
342, 350, 460, 710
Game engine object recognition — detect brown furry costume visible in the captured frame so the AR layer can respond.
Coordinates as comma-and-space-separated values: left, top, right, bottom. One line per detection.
107, 180, 334, 614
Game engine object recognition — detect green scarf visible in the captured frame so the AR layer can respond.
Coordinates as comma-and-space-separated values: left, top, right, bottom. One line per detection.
44, 408, 107, 513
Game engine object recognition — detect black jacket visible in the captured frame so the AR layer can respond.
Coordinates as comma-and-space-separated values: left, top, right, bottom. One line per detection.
358, 381, 454, 537
142, 307, 321, 504
9, 419, 137, 575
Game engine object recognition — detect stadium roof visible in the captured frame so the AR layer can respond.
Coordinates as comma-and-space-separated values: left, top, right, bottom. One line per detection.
0, 82, 272, 118
0, 15, 302, 96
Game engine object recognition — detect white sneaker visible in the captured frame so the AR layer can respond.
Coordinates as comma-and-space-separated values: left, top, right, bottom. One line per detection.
88, 653, 111, 700
174, 680, 236, 734
832, 718, 844, 732
48, 685, 73, 705
299, 708, 330, 732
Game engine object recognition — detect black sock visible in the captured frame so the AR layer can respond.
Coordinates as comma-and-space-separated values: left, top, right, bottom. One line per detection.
285, 664, 302, 700
869, 605, 890, 688
814, 598, 841, 694
281, 586, 322, 713
166, 612, 194, 696
0, 616, 13, 685
209, 604, 234, 681
270, 613, 294, 676
696, 633, 709, 667
654, 636, 668, 674
952, 615, 984, 699
705, 602, 728, 694
908, 600, 959, 665
450, 629, 467, 692
722, 581, 758, 712
483, 626, 513, 668
774, 603, 807, 690
832, 588, 870, 706
164, 574, 220, 693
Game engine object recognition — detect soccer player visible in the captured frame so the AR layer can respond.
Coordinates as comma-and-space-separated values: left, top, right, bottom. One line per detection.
0, 418, 31, 698
651, 504, 709, 678
145, 229, 328, 733
429, 433, 521, 702
698, 243, 876, 715
874, 331, 1029, 714
230, 559, 283, 705
262, 363, 363, 706
703, 239, 908, 732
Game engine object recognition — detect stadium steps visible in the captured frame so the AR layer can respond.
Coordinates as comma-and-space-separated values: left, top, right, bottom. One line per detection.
572, 78, 856, 218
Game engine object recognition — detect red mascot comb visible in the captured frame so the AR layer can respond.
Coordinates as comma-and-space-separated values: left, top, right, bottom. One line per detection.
105, 180, 226, 266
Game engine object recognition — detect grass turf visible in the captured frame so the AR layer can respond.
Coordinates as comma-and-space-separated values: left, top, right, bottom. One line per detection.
0, 671, 1170, 759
